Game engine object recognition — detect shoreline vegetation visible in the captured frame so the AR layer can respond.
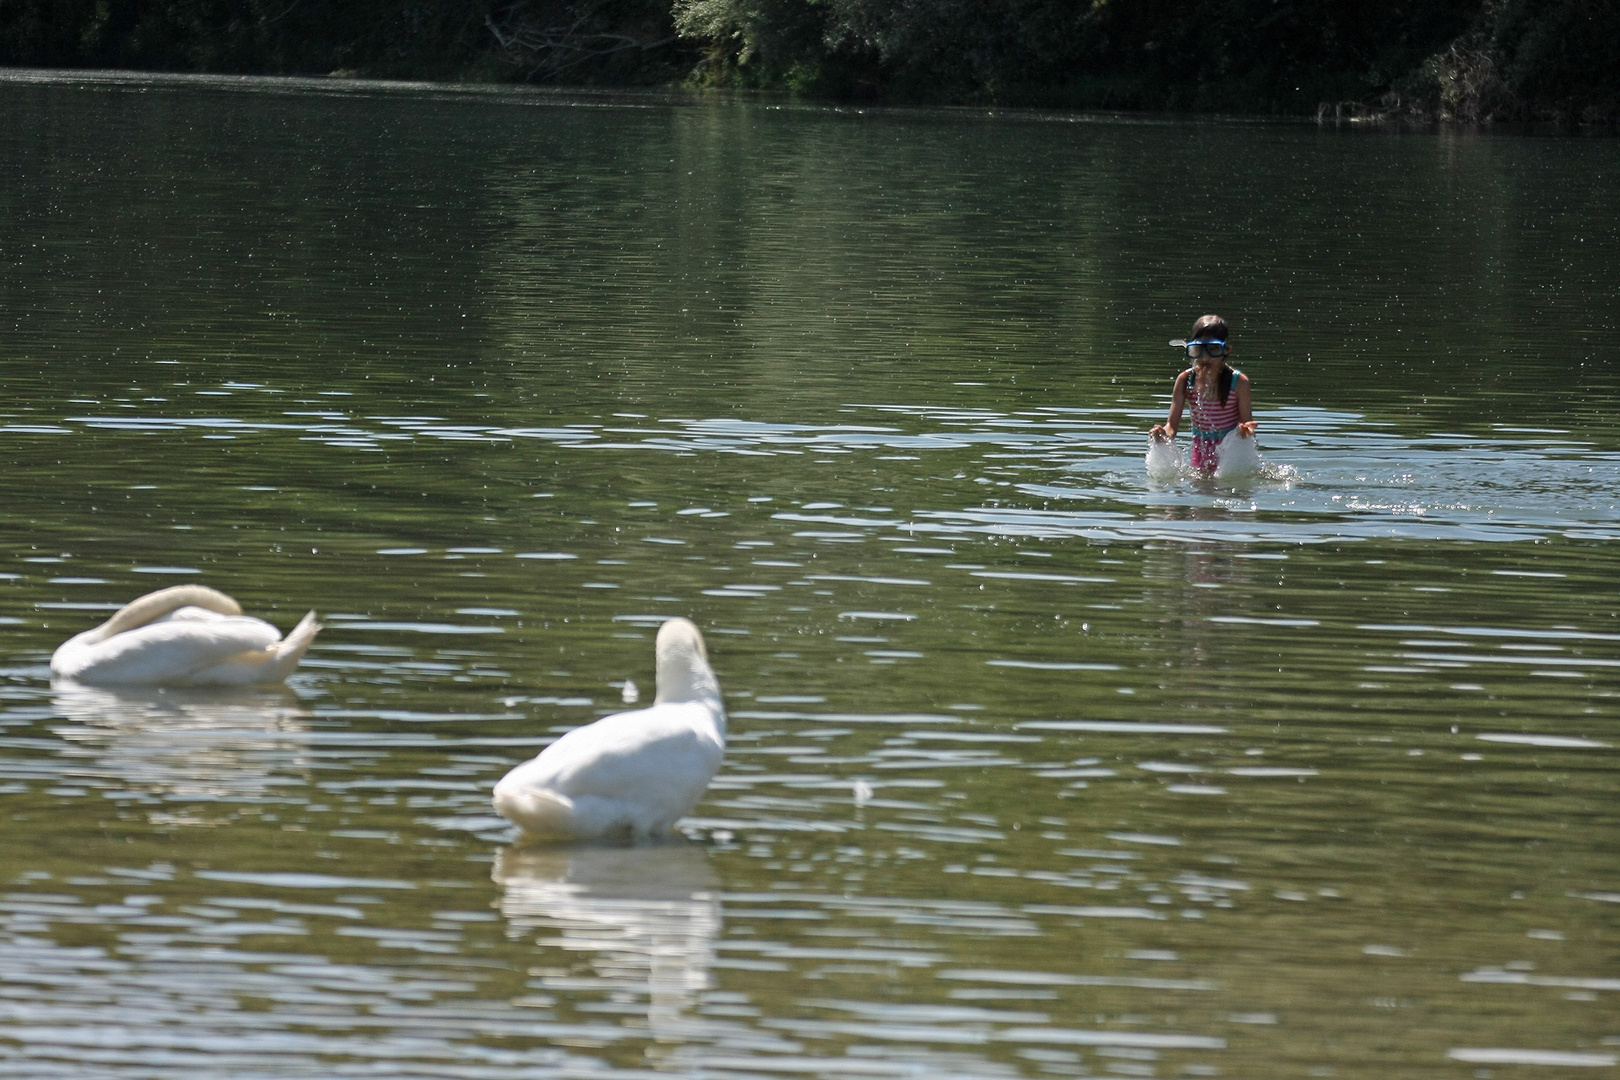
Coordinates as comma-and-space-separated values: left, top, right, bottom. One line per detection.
2, 0, 1615, 125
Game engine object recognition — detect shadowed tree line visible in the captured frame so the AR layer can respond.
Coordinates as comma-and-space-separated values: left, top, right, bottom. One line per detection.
2, 0, 1615, 120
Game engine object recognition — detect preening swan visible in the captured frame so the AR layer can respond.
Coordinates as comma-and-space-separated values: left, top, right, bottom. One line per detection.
492, 617, 725, 840
50, 585, 321, 687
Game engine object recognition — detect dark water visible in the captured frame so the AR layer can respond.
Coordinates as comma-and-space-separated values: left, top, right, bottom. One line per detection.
1, 70, 1617, 1078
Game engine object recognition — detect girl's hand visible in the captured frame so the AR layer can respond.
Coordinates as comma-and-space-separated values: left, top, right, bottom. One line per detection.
1150, 424, 1168, 443
1238, 421, 1257, 438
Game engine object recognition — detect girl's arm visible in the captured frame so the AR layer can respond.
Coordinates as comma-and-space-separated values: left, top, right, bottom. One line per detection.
1150, 372, 1189, 442
1235, 372, 1256, 437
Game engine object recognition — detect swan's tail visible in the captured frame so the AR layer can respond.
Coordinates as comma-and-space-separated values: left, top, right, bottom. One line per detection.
268, 611, 321, 680
492, 784, 578, 837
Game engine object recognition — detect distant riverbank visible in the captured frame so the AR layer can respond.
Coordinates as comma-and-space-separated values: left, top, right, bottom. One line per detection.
3, 0, 1615, 123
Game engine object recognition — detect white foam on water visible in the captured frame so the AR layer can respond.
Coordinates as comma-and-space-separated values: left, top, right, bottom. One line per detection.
1144, 431, 1295, 485
1213, 430, 1263, 479
1145, 438, 1183, 480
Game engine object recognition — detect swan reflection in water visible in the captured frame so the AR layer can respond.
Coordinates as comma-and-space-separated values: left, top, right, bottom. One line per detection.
493, 841, 721, 1040
50, 682, 313, 805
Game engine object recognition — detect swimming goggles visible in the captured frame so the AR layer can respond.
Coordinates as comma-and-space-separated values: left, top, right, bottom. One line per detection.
1169, 339, 1227, 359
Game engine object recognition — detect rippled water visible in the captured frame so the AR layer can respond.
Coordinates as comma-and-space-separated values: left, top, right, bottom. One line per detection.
2, 71, 1618, 1078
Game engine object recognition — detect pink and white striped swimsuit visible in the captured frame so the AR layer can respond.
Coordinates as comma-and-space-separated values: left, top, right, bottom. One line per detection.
1187, 367, 1242, 471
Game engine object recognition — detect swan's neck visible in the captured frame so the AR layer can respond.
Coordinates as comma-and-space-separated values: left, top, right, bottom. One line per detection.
652, 619, 723, 715
655, 660, 722, 707
90, 585, 242, 641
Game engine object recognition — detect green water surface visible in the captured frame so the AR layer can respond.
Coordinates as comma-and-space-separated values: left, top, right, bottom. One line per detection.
1, 71, 1617, 1079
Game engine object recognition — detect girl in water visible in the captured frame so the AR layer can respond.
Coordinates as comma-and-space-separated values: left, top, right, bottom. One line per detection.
1149, 314, 1257, 473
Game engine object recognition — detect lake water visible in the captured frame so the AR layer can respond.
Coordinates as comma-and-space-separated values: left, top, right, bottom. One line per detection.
2, 70, 1618, 1079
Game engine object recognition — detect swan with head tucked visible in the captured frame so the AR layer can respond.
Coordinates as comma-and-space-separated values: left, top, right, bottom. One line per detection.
492, 617, 725, 840
50, 585, 320, 687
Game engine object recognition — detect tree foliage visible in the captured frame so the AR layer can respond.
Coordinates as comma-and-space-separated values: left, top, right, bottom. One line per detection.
0, 0, 688, 82
2, 0, 1616, 119
1392, 0, 1620, 121
671, 0, 1484, 110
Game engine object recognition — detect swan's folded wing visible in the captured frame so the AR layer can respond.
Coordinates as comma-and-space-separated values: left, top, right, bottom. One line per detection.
56, 617, 284, 686
507, 705, 724, 801
565, 728, 722, 805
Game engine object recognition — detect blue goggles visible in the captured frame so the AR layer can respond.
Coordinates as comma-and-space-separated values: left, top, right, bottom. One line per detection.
1169, 339, 1227, 359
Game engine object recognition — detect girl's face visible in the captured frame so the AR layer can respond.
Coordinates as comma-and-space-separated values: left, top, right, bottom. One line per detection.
1191, 342, 1227, 368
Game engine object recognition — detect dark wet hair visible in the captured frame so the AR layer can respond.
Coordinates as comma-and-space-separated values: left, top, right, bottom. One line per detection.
1187, 314, 1233, 404
1191, 314, 1228, 342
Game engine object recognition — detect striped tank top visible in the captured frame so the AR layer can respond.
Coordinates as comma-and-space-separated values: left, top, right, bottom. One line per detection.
1187, 366, 1241, 470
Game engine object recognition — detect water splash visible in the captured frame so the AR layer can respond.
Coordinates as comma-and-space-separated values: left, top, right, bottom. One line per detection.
1145, 433, 1295, 486
1145, 438, 1183, 480
1213, 431, 1262, 480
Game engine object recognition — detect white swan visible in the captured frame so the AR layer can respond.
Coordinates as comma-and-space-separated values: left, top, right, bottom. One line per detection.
492, 617, 725, 840
50, 585, 321, 687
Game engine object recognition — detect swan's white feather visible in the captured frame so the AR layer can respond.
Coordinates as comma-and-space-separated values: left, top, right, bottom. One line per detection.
50, 586, 320, 687
492, 617, 725, 840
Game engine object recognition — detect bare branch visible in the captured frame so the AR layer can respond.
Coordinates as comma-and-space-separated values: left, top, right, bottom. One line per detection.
485, 1, 678, 80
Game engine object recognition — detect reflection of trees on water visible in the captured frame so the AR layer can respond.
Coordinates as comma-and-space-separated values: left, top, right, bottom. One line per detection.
50, 683, 313, 802
477, 109, 1126, 412
493, 842, 720, 1041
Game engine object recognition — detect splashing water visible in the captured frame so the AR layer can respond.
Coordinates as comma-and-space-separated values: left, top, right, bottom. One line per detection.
1213, 430, 1262, 480
1145, 438, 1184, 480
1145, 433, 1289, 484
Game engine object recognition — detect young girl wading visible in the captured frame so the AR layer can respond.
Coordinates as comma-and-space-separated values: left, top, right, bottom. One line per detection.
1149, 314, 1257, 474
